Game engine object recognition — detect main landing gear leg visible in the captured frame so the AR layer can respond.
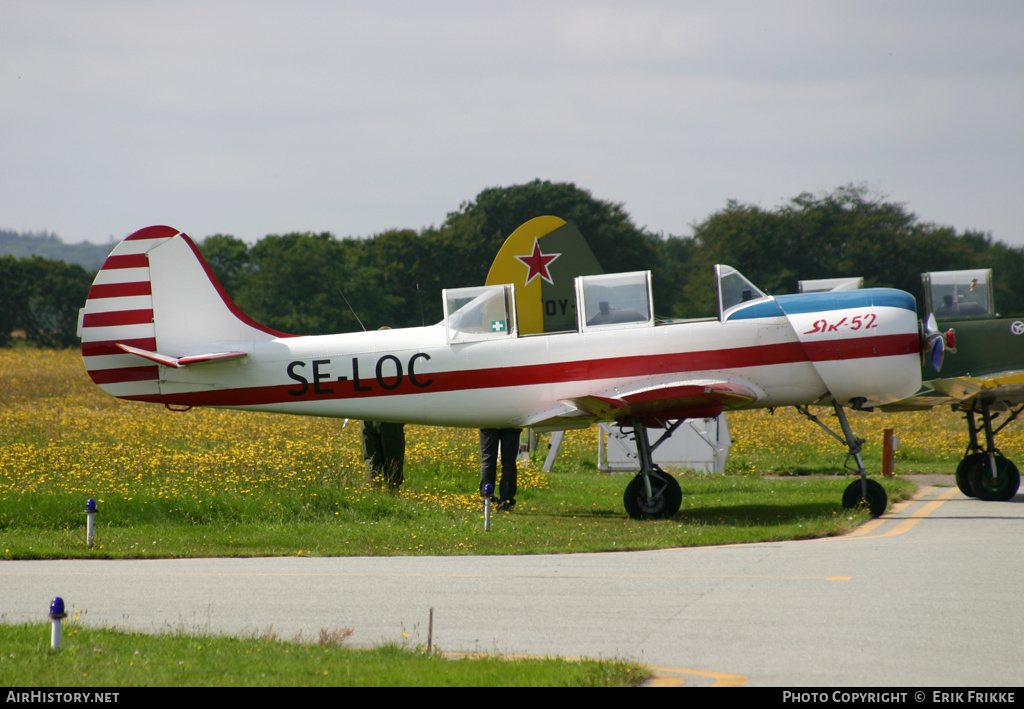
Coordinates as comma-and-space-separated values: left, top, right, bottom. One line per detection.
796, 403, 888, 517
956, 400, 1021, 501
622, 418, 683, 520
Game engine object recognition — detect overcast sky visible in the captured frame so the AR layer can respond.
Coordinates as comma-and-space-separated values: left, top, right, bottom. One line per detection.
3, 1, 1022, 248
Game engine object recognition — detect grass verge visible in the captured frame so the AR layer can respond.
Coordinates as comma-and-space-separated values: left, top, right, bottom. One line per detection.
0, 622, 648, 687
1, 472, 917, 559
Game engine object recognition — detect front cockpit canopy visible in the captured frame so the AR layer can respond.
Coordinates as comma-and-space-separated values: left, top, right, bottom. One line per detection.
716, 265, 770, 320
443, 284, 517, 343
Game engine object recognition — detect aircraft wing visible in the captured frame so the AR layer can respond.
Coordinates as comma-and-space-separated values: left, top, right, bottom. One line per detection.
881, 371, 1024, 411
518, 377, 761, 431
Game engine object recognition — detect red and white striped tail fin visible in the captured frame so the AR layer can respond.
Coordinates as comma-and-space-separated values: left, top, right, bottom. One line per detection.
80, 226, 288, 402
80, 226, 175, 399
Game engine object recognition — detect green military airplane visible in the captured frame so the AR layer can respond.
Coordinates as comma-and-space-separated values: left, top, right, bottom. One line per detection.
882, 268, 1024, 501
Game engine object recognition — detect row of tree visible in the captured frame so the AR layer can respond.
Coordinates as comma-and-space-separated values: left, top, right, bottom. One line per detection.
199, 180, 671, 334
3, 180, 1022, 346
680, 185, 1024, 317
198, 181, 1024, 333
0, 256, 94, 347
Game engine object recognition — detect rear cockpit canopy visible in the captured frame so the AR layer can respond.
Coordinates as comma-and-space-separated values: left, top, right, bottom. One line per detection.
575, 271, 653, 331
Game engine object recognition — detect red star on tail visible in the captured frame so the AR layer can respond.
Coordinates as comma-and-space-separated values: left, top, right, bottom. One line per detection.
515, 239, 561, 285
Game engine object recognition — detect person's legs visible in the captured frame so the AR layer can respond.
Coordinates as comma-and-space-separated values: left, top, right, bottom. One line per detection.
497, 428, 521, 504
479, 428, 499, 495
362, 421, 384, 485
379, 422, 405, 488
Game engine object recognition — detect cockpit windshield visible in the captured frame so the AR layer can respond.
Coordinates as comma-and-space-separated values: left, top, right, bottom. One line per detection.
923, 269, 993, 318
443, 284, 516, 343
716, 265, 769, 320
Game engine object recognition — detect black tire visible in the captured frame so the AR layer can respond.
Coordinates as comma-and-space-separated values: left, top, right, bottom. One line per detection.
968, 455, 1020, 501
623, 469, 682, 520
955, 454, 984, 497
842, 478, 888, 518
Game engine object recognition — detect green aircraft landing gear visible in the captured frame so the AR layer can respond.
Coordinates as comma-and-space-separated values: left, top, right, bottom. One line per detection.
959, 401, 1022, 501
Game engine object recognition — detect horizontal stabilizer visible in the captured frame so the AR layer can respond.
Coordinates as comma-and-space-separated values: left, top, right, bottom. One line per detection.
117, 343, 248, 369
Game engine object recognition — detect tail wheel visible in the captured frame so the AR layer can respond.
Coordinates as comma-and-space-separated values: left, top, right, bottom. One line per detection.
624, 469, 682, 520
842, 478, 887, 518
968, 455, 1020, 501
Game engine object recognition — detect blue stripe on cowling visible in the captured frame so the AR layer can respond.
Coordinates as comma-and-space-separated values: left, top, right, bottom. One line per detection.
727, 288, 917, 321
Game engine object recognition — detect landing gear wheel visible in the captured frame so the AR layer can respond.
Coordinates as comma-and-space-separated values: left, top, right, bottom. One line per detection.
842, 478, 887, 518
624, 470, 682, 520
967, 455, 1020, 501
955, 453, 984, 497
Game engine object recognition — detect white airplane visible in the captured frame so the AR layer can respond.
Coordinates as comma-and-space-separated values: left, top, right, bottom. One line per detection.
79, 222, 925, 519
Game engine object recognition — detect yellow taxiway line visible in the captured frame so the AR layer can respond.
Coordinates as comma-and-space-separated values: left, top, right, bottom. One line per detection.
842, 485, 958, 540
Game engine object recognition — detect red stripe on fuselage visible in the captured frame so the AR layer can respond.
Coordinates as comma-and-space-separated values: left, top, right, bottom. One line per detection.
117, 332, 919, 407
801, 337, 905, 361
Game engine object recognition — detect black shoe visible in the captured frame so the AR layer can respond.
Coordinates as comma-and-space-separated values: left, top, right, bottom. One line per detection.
496, 498, 516, 511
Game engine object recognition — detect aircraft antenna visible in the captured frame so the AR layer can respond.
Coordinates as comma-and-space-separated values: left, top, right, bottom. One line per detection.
335, 286, 367, 331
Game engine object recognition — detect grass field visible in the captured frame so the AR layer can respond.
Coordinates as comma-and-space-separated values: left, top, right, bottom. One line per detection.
0, 347, 988, 560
